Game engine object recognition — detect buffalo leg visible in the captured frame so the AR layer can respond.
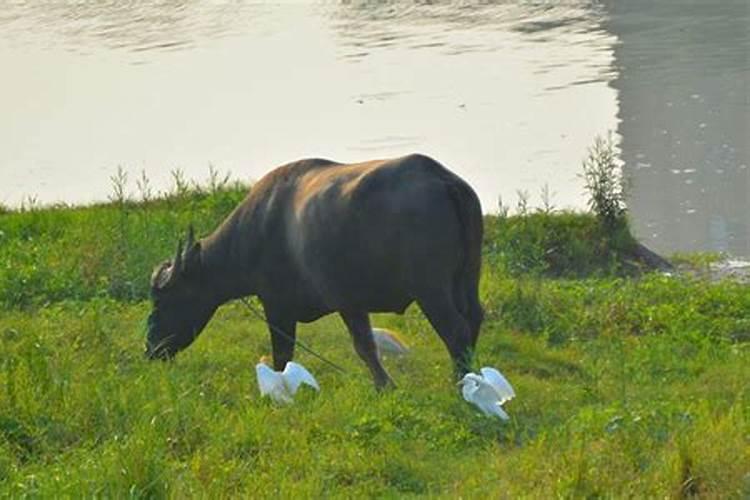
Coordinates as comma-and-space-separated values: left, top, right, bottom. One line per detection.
340, 311, 394, 389
264, 307, 297, 371
417, 289, 473, 379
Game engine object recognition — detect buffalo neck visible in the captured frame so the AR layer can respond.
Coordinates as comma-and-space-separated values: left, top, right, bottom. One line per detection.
199, 205, 261, 304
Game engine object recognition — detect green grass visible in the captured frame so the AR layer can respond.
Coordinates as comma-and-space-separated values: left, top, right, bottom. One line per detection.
0, 182, 748, 497
0, 180, 248, 308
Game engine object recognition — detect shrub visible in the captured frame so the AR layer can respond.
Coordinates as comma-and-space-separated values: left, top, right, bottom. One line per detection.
580, 133, 628, 229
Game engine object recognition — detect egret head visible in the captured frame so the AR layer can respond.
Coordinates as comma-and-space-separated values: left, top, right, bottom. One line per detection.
458, 373, 485, 398
259, 355, 272, 366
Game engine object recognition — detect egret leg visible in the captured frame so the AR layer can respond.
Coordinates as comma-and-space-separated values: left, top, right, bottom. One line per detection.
416, 289, 473, 380
265, 306, 297, 371
340, 311, 394, 390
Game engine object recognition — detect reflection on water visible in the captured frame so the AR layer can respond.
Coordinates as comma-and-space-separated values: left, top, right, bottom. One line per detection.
0, 1, 615, 216
607, 0, 750, 257
0, 1, 747, 256
0, 2, 270, 58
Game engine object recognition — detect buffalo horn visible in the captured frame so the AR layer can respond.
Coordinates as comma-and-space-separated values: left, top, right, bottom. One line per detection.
185, 225, 195, 257
160, 238, 183, 288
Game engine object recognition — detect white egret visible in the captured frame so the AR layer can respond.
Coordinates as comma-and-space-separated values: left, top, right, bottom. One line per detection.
255, 357, 320, 405
371, 328, 410, 356
478, 367, 515, 403
458, 367, 515, 420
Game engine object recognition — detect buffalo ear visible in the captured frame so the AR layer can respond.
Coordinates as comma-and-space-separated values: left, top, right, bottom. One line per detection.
186, 225, 195, 251
180, 225, 201, 276
183, 241, 202, 276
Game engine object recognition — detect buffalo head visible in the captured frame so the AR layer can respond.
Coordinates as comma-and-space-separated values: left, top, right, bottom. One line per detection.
146, 227, 219, 360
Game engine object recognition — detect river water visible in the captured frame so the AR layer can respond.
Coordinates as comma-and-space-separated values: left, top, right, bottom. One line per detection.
0, 1, 747, 257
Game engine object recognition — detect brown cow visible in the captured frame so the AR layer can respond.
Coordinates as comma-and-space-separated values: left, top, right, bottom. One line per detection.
146, 154, 483, 388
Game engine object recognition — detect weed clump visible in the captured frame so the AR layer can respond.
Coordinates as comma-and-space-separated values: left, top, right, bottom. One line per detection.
580, 132, 628, 230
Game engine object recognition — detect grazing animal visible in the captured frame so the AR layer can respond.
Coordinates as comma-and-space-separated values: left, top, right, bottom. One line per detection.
146, 154, 484, 388
256, 357, 320, 405
458, 367, 515, 420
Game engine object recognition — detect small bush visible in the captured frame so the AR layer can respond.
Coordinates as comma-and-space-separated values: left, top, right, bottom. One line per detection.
484, 211, 636, 278
580, 133, 628, 229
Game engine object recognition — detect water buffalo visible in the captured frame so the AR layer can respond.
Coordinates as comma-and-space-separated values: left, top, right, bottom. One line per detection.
146, 153, 484, 388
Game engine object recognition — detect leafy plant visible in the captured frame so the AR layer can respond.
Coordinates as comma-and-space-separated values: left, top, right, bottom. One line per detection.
580, 133, 628, 228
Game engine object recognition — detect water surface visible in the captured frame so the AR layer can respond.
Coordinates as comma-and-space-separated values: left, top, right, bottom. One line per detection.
0, 1, 616, 212
1, 1, 747, 256
609, 0, 749, 257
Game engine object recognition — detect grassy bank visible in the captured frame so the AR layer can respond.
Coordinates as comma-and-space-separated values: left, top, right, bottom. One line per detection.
0, 178, 748, 497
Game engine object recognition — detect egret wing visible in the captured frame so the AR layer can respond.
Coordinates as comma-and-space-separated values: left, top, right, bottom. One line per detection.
282, 361, 320, 394
472, 379, 510, 420
461, 378, 503, 420
484, 402, 510, 421
256, 363, 277, 396
472, 378, 504, 408
256, 363, 289, 403
480, 367, 515, 403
